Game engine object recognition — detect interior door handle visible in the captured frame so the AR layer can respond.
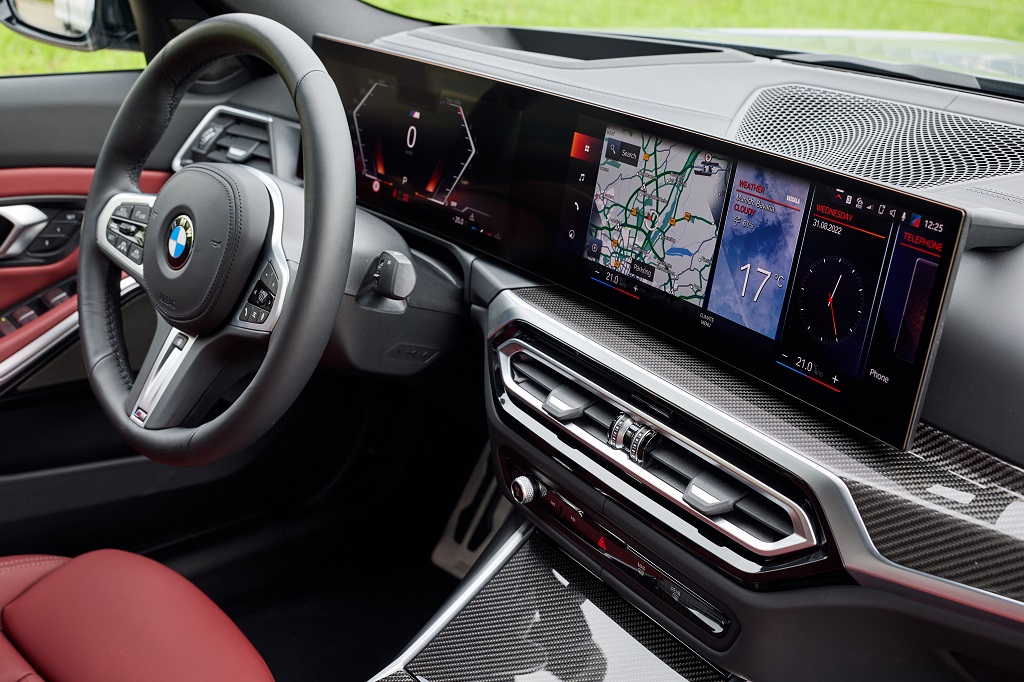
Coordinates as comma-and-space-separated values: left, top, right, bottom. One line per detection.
0, 205, 48, 259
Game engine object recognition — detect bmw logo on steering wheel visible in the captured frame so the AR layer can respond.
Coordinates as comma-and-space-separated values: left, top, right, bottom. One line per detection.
167, 215, 195, 270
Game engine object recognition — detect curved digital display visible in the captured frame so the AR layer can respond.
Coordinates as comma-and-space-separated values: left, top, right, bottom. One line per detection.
315, 36, 966, 449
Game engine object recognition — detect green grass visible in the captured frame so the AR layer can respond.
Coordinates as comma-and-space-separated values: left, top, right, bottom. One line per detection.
3, 0, 1022, 77
363, 0, 1024, 42
0, 26, 144, 76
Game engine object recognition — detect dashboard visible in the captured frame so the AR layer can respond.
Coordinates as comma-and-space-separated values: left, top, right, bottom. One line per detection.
316, 36, 965, 449
152, 14, 1024, 680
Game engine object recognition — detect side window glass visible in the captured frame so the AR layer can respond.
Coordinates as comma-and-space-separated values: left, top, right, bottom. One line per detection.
0, 25, 144, 76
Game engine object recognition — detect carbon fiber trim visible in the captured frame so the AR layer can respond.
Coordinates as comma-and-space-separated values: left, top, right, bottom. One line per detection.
379, 673, 416, 682
407, 534, 726, 682
848, 480, 1024, 602
508, 286, 1024, 605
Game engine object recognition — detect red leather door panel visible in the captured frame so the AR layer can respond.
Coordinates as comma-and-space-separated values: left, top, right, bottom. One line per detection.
0, 168, 169, 365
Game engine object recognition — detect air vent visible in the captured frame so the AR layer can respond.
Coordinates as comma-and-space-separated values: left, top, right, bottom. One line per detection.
500, 339, 816, 557
173, 106, 274, 174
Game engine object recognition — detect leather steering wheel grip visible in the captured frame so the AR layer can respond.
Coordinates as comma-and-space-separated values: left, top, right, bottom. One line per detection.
79, 14, 356, 465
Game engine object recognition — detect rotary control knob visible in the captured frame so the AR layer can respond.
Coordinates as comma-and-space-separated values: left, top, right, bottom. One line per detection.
510, 475, 537, 504
609, 413, 658, 466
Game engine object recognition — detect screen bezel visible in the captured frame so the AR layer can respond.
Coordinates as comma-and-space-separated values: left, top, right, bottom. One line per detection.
313, 34, 969, 449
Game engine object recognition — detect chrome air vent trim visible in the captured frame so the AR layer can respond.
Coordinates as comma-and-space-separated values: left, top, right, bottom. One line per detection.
496, 337, 817, 558
172, 105, 277, 174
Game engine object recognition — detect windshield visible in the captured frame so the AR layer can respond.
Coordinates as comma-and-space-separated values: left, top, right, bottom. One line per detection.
363, 0, 1024, 89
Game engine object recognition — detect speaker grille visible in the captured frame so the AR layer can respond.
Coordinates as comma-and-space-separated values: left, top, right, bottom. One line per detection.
733, 84, 1024, 189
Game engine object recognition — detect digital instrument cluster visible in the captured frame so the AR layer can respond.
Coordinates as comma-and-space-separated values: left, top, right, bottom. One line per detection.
325, 45, 521, 246
315, 36, 966, 449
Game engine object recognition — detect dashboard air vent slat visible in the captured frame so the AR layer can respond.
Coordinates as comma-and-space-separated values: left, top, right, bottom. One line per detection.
176, 107, 274, 175
223, 121, 270, 143
512, 355, 562, 392
735, 495, 794, 538
583, 402, 617, 431
647, 444, 703, 481
496, 338, 817, 558
719, 510, 784, 543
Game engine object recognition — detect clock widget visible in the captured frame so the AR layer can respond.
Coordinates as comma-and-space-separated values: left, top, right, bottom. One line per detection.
799, 255, 865, 345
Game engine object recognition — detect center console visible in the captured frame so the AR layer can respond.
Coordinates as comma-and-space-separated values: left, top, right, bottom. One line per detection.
374, 522, 733, 682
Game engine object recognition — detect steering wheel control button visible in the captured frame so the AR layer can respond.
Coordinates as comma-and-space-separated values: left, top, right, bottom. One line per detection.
115, 238, 131, 257
105, 229, 119, 247
131, 206, 151, 224
171, 333, 188, 350
259, 261, 279, 294
247, 282, 275, 311
128, 244, 144, 264
113, 204, 133, 220
239, 304, 268, 324
511, 475, 537, 504
166, 215, 194, 270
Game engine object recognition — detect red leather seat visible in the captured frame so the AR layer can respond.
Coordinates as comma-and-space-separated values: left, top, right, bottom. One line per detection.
0, 551, 273, 681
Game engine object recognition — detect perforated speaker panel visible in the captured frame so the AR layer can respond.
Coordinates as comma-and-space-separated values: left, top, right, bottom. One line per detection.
733, 84, 1024, 189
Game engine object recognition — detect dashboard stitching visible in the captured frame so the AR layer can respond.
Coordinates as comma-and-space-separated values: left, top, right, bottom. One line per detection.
963, 186, 1024, 205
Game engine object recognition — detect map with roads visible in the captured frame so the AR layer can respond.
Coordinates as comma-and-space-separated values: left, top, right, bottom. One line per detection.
584, 125, 731, 305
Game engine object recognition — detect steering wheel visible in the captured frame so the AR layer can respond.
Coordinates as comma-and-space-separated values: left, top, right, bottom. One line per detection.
78, 14, 355, 466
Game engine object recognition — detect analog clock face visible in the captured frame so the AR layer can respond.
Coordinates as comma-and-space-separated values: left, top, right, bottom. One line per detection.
799, 256, 865, 345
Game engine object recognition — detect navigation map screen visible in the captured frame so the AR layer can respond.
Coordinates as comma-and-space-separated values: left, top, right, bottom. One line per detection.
315, 36, 966, 449
558, 116, 963, 447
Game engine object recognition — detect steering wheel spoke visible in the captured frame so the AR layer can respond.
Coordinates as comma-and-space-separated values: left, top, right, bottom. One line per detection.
95, 192, 155, 282
229, 169, 294, 333
128, 319, 265, 430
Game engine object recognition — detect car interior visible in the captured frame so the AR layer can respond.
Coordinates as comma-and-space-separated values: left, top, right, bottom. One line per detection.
0, 0, 1023, 680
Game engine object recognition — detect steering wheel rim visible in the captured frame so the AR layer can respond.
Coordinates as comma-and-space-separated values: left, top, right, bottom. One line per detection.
79, 14, 355, 466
